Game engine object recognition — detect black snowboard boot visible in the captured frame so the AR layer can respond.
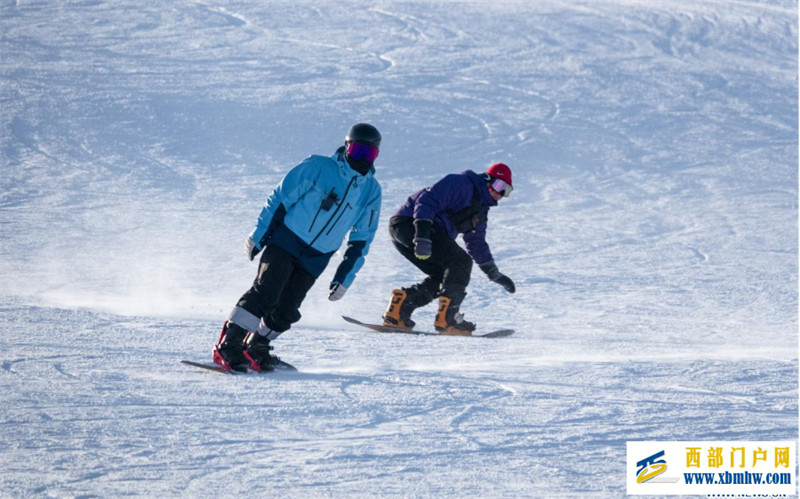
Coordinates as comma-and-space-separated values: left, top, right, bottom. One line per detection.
243, 332, 281, 372
434, 292, 476, 335
212, 321, 250, 372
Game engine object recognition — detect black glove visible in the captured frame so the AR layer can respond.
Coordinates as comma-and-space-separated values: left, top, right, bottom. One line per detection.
494, 274, 516, 293
478, 260, 516, 293
414, 238, 432, 260
413, 219, 433, 260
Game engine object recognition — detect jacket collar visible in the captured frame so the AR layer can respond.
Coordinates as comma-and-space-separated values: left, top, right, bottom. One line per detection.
464, 169, 498, 207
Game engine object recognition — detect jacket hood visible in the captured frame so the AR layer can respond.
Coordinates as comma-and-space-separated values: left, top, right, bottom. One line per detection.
462, 169, 498, 207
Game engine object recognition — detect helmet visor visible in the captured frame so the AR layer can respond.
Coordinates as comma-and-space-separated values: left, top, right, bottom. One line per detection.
346, 142, 379, 163
489, 177, 513, 197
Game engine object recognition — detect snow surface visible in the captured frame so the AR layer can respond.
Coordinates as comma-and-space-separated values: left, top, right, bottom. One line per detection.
1, 0, 797, 496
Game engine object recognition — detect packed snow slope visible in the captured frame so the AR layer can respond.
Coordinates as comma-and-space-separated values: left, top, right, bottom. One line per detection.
1, 0, 797, 496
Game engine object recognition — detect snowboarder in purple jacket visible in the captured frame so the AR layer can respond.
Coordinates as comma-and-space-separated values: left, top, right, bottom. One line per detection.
382, 163, 516, 335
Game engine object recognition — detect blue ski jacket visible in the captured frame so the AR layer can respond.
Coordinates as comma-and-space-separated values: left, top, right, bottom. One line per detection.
248, 147, 382, 288
394, 170, 497, 264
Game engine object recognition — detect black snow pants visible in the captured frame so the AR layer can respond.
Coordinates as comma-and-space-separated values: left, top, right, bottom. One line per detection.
236, 244, 316, 333
388, 216, 472, 306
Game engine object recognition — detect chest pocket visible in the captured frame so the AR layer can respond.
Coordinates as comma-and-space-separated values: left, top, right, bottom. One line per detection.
447, 187, 486, 234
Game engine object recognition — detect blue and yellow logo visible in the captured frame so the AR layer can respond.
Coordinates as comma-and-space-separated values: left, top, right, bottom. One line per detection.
636, 450, 667, 483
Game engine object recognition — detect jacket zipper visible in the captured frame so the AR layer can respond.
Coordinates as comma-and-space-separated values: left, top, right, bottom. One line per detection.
309, 204, 325, 232
308, 175, 357, 248
327, 203, 352, 235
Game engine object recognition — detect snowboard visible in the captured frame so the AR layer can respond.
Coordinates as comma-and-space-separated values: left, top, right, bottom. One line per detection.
180, 359, 297, 375
342, 315, 514, 338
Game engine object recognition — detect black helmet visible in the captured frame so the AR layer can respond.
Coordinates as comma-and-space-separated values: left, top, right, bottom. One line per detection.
345, 123, 381, 149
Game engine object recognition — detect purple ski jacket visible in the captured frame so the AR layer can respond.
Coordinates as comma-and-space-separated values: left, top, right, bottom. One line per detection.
394, 170, 497, 264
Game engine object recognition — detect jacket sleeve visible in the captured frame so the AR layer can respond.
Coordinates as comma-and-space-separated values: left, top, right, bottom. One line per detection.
248, 157, 319, 249
332, 182, 382, 288
462, 220, 493, 264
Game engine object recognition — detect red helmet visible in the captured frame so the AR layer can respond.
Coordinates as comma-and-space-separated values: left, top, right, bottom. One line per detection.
486, 162, 512, 186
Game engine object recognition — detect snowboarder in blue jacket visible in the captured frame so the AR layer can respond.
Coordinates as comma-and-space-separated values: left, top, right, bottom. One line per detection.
382, 163, 516, 335
213, 123, 383, 372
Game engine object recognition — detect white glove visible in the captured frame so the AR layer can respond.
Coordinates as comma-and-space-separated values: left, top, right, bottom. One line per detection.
245, 237, 258, 261
328, 282, 348, 301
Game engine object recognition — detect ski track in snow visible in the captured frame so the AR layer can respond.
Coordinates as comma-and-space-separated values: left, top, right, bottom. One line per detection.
0, 0, 796, 497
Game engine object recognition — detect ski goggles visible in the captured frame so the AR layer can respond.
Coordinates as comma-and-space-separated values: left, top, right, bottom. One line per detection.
489, 177, 513, 197
346, 141, 380, 163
